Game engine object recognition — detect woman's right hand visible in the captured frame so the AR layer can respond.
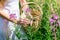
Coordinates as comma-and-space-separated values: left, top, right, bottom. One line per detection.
17, 18, 30, 25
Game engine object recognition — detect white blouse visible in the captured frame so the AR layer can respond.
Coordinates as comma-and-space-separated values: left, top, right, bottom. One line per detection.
3, 0, 20, 39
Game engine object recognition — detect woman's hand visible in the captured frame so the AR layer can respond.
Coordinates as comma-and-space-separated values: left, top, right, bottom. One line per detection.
17, 18, 30, 25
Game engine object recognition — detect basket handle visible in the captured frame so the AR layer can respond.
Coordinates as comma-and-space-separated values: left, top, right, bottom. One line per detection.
20, 2, 43, 15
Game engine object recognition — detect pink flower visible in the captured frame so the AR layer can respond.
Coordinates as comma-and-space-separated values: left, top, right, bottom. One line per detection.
50, 18, 55, 26
10, 14, 17, 19
50, 14, 60, 26
52, 13, 59, 20
50, 19, 54, 23
26, 8, 30, 13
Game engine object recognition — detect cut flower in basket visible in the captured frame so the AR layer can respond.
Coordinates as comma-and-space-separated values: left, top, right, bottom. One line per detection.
20, 8, 33, 26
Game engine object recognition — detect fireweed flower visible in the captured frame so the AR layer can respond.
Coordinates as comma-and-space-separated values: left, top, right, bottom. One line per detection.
50, 13, 59, 26
50, 18, 55, 25
52, 13, 59, 20
10, 14, 17, 19
25, 8, 33, 19
25, 8, 31, 15
26, 8, 30, 13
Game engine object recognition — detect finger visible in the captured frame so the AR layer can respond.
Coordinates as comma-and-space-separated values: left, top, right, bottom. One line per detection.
20, 19, 24, 22
20, 21, 24, 23
23, 19, 28, 21
24, 20, 30, 24
19, 20, 24, 24
19, 18, 30, 24
20, 19, 28, 23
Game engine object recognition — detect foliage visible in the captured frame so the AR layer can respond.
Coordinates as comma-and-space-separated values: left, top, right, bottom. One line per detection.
16, 0, 60, 40
25, 0, 52, 40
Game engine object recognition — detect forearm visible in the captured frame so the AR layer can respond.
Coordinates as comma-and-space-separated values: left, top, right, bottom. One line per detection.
0, 10, 18, 24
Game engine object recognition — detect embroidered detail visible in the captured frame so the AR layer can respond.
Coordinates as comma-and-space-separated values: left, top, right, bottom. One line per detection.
10, 14, 17, 19
4, 8, 10, 13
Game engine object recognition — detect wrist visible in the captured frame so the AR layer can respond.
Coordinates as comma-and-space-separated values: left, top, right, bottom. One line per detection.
13, 19, 18, 24
9, 17, 18, 24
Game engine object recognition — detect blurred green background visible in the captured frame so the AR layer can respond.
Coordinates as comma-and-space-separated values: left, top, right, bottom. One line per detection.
18, 0, 60, 40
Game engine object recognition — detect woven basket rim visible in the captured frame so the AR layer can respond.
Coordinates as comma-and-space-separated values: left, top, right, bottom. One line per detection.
20, 2, 43, 15
20, 2, 43, 32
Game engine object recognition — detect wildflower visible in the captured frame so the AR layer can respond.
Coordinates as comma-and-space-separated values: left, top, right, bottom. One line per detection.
50, 13, 59, 26
10, 14, 17, 19
25, 8, 30, 13
52, 13, 59, 20
50, 18, 55, 25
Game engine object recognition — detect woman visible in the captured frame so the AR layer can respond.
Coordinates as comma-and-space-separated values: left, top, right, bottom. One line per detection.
0, 0, 9, 40
0, 0, 29, 40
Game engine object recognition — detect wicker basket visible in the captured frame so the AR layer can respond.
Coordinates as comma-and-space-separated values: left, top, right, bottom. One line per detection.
20, 2, 43, 32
